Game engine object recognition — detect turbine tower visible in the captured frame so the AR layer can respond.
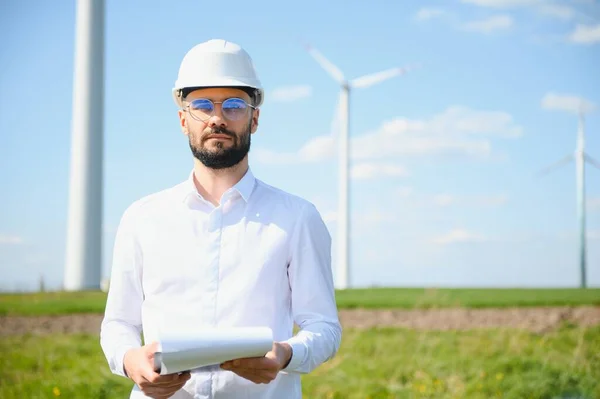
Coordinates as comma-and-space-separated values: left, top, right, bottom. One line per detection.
537, 107, 600, 288
64, 0, 105, 291
305, 44, 416, 290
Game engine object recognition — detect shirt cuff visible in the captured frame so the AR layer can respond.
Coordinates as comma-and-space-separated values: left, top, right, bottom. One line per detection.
281, 336, 307, 373
114, 345, 137, 378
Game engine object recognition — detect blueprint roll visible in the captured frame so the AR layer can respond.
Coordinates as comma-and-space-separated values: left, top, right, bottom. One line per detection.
153, 327, 274, 375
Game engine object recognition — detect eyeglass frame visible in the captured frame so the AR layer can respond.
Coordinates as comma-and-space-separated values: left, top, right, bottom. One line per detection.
182, 97, 258, 122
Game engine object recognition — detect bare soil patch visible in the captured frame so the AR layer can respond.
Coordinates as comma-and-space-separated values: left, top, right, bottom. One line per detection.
338, 306, 600, 333
1, 306, 599, 336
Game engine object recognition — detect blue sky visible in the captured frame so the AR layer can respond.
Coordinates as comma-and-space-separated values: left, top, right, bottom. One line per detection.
1, 0, 600, 291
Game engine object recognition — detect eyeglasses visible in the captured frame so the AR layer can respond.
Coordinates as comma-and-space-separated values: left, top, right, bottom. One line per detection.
184, 97, 256, 122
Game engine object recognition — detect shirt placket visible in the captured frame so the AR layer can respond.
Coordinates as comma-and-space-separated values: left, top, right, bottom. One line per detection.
204, 205, 222, 326
196, 195, 230, 399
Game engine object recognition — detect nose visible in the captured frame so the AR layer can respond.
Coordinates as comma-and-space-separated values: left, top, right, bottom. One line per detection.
207, 104, 227, 128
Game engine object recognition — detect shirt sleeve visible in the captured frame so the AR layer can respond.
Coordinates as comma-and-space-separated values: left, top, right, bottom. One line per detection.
281, 202, 342, 374
100, 202, 145, 378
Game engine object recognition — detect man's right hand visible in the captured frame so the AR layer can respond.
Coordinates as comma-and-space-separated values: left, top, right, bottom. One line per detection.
124, 342, 191, 399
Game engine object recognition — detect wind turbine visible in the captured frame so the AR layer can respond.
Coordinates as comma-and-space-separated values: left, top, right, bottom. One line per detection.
537, 107, 600, 288
304, 44, 417, 290
64, 0, 105, 291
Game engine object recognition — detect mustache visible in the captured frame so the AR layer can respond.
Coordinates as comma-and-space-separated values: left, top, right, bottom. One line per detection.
208, 126, 236, 138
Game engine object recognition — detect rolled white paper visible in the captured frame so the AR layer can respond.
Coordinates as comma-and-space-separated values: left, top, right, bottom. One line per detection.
153, 327, 274, 375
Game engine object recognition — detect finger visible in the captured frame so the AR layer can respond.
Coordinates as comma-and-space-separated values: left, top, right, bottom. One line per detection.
139, 372, 185, 387
146, 340, 160, 352
142, 380, 189, 399
229, 367, 279, 381
227, 367, 279, 383
145, 341, 161, 362
141, 362, 186, 384
138, 358, 163, 382
144, 375, 190, 390
230, 370, 272, 384
155, 373, 189, 385
222, 357, 279, 370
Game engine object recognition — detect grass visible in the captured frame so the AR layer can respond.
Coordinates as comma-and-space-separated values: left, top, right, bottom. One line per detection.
335, 288, 600, 310
1, 325, 599, 398
1, 288, 599, 316
0, 290, 107, 316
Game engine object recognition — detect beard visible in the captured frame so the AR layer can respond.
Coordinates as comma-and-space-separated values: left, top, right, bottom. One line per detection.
188, 123, 251, 170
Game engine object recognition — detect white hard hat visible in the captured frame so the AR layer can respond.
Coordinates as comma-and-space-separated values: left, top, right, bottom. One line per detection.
172, 39, 264, 108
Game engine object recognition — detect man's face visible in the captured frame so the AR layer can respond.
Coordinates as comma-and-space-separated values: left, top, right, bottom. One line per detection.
178, 87, 260, 169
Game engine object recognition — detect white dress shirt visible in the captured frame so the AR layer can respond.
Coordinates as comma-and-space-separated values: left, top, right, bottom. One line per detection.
100, 167, 342, 399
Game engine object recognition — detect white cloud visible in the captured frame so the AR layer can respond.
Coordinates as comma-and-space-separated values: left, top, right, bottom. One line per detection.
431, 106, 523, 138
568, 23, 600, 44
255, 105, 522, 165
269, 85, 312, 102
253, 135, 335, 164
0, 235, 23, 245
461, 15, 514, 33
536, 4, 576, 20
461, 0, 540, 7
351, 162, 409, 180
541, 92, 597, 114
589, 230, 600, 240
432, 228, 487, 245
415, 7, 446, 21
297, 135, 336, 161
433, 193, 509, 207
460, 0, 599, 45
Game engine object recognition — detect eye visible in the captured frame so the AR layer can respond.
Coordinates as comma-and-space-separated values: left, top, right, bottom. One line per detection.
223, 98, 247, 110
190, 99, 213, 112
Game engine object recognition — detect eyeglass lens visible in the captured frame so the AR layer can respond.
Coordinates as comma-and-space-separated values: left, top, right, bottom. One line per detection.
189, 98, 249, 121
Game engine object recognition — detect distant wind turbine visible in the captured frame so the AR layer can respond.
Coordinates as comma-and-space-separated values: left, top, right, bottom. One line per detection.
304, 43, 418, 290
537, 107, 600, 288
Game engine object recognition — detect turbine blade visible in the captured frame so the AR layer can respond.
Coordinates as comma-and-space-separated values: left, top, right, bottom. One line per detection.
585, 153, 600, 170
350, 64, 419, 89
304, 44, 345, 84
535, 154, 574, 178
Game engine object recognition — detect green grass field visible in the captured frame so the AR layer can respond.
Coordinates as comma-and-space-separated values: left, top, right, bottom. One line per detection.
1, 326, 598, 398
2, 288, 599, 398
1, 287, 599, 316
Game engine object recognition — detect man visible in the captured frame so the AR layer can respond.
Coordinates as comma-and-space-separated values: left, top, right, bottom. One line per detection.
100, 39, 342, 399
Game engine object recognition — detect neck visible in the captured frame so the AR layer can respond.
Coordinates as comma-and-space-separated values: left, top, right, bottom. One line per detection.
192, 157, 249, 206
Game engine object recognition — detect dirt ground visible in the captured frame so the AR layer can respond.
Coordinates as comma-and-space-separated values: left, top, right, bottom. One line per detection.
2, 306, 599, 336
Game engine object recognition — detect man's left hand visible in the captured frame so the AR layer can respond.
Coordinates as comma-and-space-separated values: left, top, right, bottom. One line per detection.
220, 342, 292, 384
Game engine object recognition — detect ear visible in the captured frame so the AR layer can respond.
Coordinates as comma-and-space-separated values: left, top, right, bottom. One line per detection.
250, 108, 260, 134
178, 110, 189, 136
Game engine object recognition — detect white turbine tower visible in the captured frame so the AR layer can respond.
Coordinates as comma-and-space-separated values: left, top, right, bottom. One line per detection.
537, 106, 600, 288
64, 0, 105, 291
305, 44, 416, 290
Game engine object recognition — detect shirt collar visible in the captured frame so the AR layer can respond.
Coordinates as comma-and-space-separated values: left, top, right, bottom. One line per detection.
233, 167, 256, 202
182, 167, 256, 204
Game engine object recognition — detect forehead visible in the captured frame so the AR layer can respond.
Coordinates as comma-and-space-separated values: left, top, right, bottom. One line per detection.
185, 87, 251, 102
